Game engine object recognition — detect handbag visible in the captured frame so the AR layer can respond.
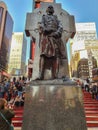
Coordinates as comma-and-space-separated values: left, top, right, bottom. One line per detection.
0, 111, 14, 130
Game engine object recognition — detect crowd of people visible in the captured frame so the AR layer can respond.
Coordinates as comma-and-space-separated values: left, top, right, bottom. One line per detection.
0, 76, 27, 130
1, 76, 98, 130
80, 78, 98, 100
0, 76, 26, 108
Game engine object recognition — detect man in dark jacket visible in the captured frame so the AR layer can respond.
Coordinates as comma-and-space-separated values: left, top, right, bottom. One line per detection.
0, 98, 15, 130
91, 83, 97, 99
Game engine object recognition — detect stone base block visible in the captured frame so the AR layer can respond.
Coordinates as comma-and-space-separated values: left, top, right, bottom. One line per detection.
22, 80, 87, 130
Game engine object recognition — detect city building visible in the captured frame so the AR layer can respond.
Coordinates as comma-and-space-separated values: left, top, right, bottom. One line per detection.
77, 57, 97, 79
8, 32, 27, 77
85, 40, 98, 63
77, 58, 89, 79
0, 1, 13, 81
70, 22, 98, 77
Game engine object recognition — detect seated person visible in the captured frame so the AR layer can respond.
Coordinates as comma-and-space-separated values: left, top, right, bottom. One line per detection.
0, 98, 15, 130
14, 95, 24, 107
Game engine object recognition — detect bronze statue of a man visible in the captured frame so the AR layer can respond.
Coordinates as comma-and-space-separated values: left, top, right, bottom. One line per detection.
38, 5, 66, 80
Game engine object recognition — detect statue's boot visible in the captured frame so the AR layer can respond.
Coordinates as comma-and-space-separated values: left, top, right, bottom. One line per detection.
39, 71, 44, 80
52, 58, 59, 79
52, 62, 57, 79
35, 72, 44, 80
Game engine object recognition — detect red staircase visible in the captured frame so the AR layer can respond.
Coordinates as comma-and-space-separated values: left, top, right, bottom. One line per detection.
12, 90, 98, 129
12, 106, 24, 130
83, 90, 98, 127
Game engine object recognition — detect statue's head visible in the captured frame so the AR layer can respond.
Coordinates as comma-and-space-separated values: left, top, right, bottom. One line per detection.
46, 5, 54, 14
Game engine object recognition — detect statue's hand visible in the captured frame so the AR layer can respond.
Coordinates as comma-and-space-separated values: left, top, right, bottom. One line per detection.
50, 32, 61, 38
43, 28, 52, 34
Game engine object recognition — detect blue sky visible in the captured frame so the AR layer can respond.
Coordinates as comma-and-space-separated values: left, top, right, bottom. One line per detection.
1, 0, 98, 62
2, 0, 98, 32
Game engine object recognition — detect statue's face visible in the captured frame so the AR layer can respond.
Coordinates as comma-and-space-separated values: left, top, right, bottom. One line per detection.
47, 5, 54, 14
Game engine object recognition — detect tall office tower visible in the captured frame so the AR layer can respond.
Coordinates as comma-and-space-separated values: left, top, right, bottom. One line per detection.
8, 32, 27, 77
0, 1, 13, 81
70, 22, 97, 78
72, 22, 97, 53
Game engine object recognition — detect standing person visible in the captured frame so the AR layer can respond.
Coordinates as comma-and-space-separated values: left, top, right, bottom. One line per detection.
38, 5, 66, 80
0, 98, 15, 130
91, 83, 97, 99
96, 83, 98, 100
86, 78, 90, 84
84, 80, 89, 92
0, 82, 6, 98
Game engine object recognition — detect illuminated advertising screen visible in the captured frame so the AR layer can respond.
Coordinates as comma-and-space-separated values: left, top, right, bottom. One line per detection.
34, 0, 54, 8
30, 40, 35, 60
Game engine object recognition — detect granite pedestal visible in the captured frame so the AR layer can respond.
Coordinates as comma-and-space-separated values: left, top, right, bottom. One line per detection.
22, 79, 87, 130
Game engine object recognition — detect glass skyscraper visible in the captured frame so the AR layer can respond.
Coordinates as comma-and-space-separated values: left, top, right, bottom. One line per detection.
0, 1, 13, 81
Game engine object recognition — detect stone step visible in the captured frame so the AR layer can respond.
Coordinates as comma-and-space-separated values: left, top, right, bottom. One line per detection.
14, 127, 21, 130
86, 117, 98, 121
12, 119, 22, 127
